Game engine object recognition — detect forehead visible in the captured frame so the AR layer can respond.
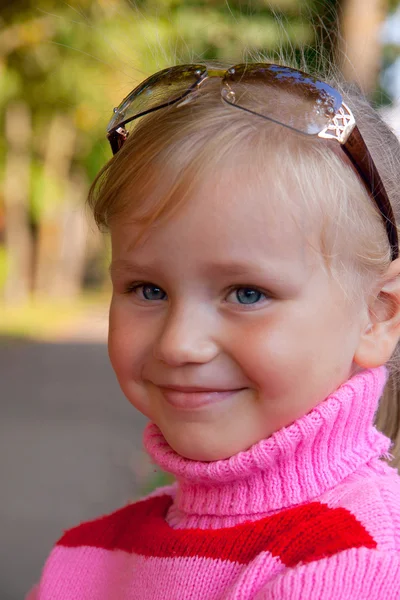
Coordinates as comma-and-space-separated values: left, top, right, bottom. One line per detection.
111, 159, 317, 270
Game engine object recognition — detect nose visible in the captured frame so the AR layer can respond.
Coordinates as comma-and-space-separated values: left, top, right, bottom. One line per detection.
152, 304, 219, 366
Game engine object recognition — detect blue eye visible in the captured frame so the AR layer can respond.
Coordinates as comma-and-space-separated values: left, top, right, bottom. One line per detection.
230, 287, 266, 305
127, 283, 167, 301
142, 285, 166, 300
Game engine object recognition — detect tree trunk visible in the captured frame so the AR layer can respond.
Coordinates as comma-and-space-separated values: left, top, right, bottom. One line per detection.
338, 0, 388, 94
3, 102, 33, 305
33, 114, 77, 299
50, 169, 89, 300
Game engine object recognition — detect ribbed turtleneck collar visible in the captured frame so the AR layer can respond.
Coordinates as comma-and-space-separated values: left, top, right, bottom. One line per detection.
143, 368, 390, 522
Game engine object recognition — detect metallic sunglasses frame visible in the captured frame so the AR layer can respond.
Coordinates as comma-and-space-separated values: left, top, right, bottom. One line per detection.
107, 63, 398, 260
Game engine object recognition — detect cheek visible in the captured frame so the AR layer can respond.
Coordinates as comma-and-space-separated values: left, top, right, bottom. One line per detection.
229, 313, 300, 393
108, 298, 154, 417
232, 301, 354, 396
108, 301, 134, 375
108, 297, 151, 369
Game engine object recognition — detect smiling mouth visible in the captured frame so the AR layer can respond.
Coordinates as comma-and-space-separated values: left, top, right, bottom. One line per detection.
158, 386, 246, 410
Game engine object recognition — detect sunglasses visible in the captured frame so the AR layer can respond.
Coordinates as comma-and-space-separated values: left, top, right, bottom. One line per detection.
107, 63, 398, 260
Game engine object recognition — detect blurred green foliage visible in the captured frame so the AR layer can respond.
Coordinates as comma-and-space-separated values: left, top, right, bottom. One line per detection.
0, 0, 399, 317
0, 0, 327, 310
0, 0, 329, 197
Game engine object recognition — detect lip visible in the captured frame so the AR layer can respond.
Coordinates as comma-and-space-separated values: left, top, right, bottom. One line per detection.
158, 386, 245, 409
159, 385, 235, 392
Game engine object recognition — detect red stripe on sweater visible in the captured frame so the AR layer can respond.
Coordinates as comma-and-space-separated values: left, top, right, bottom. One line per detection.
58, 495, 377, 566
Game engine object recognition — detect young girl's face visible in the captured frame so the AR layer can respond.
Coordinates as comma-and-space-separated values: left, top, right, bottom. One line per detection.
109, 161, 368, 461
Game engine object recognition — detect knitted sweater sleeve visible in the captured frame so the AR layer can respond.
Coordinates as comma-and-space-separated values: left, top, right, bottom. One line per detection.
250, 548, 400, 600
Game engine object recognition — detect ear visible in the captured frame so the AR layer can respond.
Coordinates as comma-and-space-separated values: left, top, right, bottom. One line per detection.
354, 257, 400, 369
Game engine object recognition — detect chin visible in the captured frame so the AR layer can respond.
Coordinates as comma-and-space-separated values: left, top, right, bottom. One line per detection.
179, 447, 233, 462
163, 430, 248, 462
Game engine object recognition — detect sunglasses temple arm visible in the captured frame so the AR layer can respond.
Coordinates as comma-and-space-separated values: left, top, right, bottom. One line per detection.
107, 130, 128, 155
342, 126, 399, 260
107, 84, 205, 155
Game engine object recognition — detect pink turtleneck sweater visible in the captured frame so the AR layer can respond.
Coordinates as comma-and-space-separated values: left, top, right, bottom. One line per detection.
28, 368, 400, 599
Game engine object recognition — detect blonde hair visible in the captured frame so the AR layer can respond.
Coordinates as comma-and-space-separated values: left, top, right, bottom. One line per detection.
88, 60, 400, 468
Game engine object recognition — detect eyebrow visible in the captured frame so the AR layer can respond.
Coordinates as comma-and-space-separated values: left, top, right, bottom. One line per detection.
109, 260, 157, 277
109, 258, 282, 278
202, 261, 265, 276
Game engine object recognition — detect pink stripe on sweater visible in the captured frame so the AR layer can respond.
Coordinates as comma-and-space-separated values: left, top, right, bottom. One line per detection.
39, 545, 283, 600
251, 548, 400, 600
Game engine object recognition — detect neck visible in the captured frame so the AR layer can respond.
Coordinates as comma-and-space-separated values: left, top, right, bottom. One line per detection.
144, 368, 390, 525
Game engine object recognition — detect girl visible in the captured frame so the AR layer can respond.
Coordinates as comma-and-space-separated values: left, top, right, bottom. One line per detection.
28, 61, 400, 598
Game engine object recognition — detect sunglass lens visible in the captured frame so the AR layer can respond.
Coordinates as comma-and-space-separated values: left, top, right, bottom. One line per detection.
222, 64, 342, 135
107, 65, 206, 133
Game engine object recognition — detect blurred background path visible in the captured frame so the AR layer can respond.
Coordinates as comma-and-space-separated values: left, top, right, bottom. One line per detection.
0, 322, 149, 600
